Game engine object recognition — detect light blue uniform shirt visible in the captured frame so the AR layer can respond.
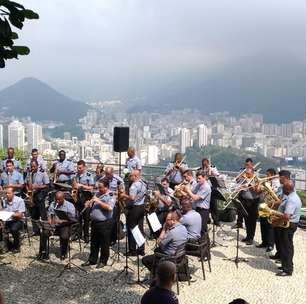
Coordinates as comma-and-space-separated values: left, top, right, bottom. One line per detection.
26, 171, 50, 185
1, 158, 21, 171
52, 159, 75, 182
90, 191, 115, 222
160, 222, 188, 255
164, 162, 188, 185
26, 157, 47, 172
0, 170, 24, 195
278, 191, 302, 223
126, 156, 142, 172
48, 200, 76, 221
106, 175, 124, 193
2, 196, 26, 221
192, 182, 211, 209
75, 171, 94, 186
180, 209, 202, 240
129, 180, 147, 206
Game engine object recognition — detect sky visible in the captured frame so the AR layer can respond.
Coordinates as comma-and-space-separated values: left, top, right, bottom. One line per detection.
1, 0, 306, 101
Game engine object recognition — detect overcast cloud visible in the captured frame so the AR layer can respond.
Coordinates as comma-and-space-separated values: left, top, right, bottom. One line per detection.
1, 0, 306, 100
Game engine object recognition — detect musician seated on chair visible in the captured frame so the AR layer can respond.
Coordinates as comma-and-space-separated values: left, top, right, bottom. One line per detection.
164, 153, 188, 190
0, 160, 24, 197
39, 191, 76, 260
142, 211, 187, 273
50, 150, 75, 184
1, 147, 21, 172
0, 187, 25, 253
154, 177, 175, 226
180, 199, 201, 242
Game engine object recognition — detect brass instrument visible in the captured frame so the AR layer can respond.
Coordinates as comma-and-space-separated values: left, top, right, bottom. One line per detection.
144, 190, 159, 213
173, 181, 189, 199
117, 184, 126, 211
25, 171, 34, 208
71, 178, 78, 204
258, 179, 280, 208
174, 156, 186, 169
53, 164, 60, 183
258, 203, 290, 228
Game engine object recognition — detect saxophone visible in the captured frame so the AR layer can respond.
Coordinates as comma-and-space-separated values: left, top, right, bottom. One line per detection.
71, 178, 78, 204
26, 171, 34, 208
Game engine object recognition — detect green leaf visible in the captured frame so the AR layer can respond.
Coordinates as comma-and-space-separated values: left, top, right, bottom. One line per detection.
11, 45, 30, 55
3, 49, 18, 59
9, 15, 23, 29
23, 9, 39, 20
11, 31, 18, 39
0, 58, 5, 68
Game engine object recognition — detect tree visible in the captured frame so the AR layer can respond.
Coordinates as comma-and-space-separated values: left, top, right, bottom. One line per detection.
0, 0, 39, 68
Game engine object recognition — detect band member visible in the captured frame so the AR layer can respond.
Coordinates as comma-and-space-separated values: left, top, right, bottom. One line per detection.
233, 158, 254, 229
126, 147, 142, 173
1, 147, 21, 172
104, 166, 124, 193
185, 171, 211, 234
50, 150, 75, 184
38, 191, 76, 260
26, 148, 46, 172
270, 170, 291, 261
26, 160, 50, 235
141, 261, 179, 304
74, 160, 94, 243
142, 211, 187, 272
274, 180, 301, 276
154, 177, 175, 226
164, 153, 188, 189
120, 170, 147, 256
198, 158, 219, 177
82, 179, 115, 268
94, 162, 105, 184
182, 170, 197, 191
180, 199, 201, 241
0, 187, 25, 253
257, 168, 280, 252
238, 168, 260, 245
0, 160, 24, 196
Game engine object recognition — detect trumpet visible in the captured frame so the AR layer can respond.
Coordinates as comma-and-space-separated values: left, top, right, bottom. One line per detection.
173, 181, 190, 199
174, 156, 186, 169
258, 203, 289, 228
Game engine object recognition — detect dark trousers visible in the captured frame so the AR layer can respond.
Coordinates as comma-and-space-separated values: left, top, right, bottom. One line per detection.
2, 220, 23, 250
110, 205, 119, 243
40, 225, 71, 256
77, 201, 90, 240
126, 205, 145, 253
237, 210, 244, 226
274, 227, 282, 258
31, 192, 47, 234
195, 207, 210, 235
89, 220, 113, 264
259, 217, 274, 247
279, 223, 298, 274
242, 199, 259, 241
209, 197, 219, 225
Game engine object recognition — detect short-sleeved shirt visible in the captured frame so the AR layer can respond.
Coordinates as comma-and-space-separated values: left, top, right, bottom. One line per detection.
160, 222, 188, 255
90, 191, 115, 222
1, 158, 21, 171
126, 156, 142, 172
2, 196, 26, 221
141, 286, 179, 304
26, 157, 47, 172
129, 180, 147, 206
192, 182, 211, 209
52, 159, 75, 182
48, 200, 76, 222
105, 175, 124, 193
180, 209, 202, 240
278, 191, 302, 223
158, 187, 174, 210
26, 171, 50, 186
75, 171, 94, 187
164, 162, 188, 185
0, 170, 24, 195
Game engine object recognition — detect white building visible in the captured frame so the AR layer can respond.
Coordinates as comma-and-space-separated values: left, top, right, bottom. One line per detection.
0, 124, 3, 148
147, 145, 159, 165
8, 120, 25, 150
198, 124, 208, 147
180, 128, 191, 153
27, 122, 43, 152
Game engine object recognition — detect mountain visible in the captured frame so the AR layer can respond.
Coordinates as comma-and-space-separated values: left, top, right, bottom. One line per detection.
136, 51, 306, 123
0, 77, 89, 122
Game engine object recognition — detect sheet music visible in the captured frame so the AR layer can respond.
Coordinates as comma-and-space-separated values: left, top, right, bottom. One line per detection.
131, 225, 145, 248
0, 211, 14, 221
147, 212, 162, 232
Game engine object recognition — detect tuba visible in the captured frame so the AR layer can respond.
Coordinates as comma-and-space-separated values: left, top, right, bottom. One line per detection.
258, 179, 280, 208
258, 203, 289, 228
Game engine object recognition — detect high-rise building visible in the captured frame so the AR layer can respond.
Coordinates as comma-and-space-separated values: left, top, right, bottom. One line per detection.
0, 124, 3, 148
8, 120, 25, 150
198, 124, 208, 147
27, 122, 43, 151
180, 128, 191, 153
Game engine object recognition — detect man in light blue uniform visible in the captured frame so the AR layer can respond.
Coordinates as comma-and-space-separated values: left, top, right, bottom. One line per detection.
0, 160, 24, 196
186, 171, 211, 235
1, 147, 21, 172
104, 166, 124, 193
26, 148, 46, 172
126, 147, 142, 172
0, 187, 25, 253
275, 180, 301, 277
82, 179, 115, 268
50, 150, 75, 183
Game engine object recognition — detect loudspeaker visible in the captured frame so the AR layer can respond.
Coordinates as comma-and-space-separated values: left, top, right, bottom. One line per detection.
113, 127, 129, 152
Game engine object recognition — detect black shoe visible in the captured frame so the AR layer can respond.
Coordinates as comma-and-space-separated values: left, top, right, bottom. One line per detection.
96, 262, 106, 269
275, 259, 281, 264
278, 266, 283, 270
266, 246, 273, 253
125, 251, 137, 257
241, 237, 249, 242
256, 243, 267, 248
84, 237, 89, 244
60, 254, 67, 261
12, 248, 20, 254
245, 240, 253, 245
232, 224, 242, 229
137, 251, 145, 256
276, 271, 292, 277
270, 255, 280, 260
81, 261, 95, 267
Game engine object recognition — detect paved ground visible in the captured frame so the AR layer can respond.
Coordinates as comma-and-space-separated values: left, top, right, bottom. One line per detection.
0, 222, 305, 304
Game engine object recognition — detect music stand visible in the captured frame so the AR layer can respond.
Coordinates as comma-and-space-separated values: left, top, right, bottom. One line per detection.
128, 244, 147, 289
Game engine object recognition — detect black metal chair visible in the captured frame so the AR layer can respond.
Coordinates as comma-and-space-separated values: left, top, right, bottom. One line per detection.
153, 244, 191, 295
185, 233, 212, 280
